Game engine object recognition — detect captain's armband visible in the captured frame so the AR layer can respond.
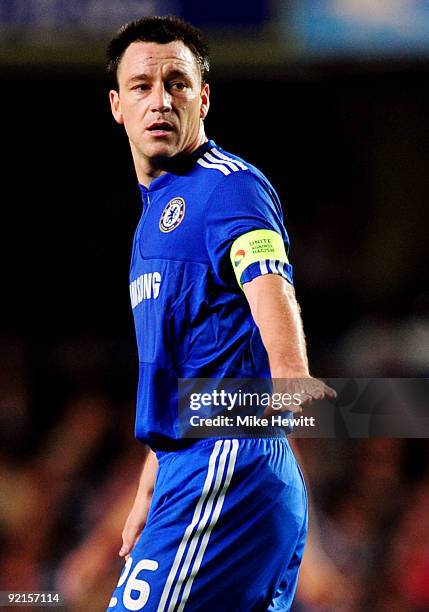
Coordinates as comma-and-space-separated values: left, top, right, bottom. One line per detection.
230, 229, 293, 288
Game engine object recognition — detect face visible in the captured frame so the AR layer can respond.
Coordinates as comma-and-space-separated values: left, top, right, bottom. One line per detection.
109, 40, 210, 178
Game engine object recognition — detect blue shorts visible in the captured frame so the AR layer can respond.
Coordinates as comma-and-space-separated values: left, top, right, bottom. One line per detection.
107, 438, 308, 612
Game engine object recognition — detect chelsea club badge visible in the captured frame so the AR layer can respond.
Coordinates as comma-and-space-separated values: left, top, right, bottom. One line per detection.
159, 197, 186, 233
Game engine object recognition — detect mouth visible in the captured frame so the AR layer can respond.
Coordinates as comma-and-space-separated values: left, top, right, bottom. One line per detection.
146, 121, 175, 135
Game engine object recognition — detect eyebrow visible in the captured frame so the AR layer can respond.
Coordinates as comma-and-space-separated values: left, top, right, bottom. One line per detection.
126, 69, 193, 87
127, 73, 151, 85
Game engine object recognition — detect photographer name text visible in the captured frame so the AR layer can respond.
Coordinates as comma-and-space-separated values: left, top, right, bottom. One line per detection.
189, 415, 315, 428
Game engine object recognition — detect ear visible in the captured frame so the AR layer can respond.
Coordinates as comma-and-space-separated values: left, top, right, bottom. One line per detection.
109, 89, 124, 125
200, 83, 210, 120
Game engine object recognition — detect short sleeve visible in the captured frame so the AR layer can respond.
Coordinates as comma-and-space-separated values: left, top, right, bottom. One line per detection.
205, 170, 293, 288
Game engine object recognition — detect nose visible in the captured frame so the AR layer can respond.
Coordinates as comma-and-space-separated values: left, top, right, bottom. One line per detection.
150, 83, 172, 113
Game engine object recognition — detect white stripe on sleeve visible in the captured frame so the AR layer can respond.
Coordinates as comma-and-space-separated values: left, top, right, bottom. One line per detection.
259, 260, 269, 275
204, 151, 239, 172
211, 148, 248, 170
268, 259, 278, 273
197, 158, 230, 175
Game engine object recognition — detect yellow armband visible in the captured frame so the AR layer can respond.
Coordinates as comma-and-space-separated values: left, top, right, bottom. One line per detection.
230, 229, 289, 288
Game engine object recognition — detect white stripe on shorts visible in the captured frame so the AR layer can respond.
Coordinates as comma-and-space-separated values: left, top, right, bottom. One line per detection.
177, 439, 239, 611
157, 440, 228, 612
167, 440, 234, 610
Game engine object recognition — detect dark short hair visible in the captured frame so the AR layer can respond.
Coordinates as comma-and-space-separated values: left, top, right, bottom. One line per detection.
106, 15, 209, 89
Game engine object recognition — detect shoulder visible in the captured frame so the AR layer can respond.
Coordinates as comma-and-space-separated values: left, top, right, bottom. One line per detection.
192, 142, 275, 192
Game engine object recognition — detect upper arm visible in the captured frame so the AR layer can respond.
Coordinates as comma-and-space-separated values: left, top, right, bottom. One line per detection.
204, 171, 293, 287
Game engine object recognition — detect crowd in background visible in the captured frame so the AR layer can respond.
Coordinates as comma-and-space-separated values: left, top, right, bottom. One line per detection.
1, 326, 429, 611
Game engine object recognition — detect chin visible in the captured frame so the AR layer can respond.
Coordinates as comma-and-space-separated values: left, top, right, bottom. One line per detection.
146, 142, 177, 160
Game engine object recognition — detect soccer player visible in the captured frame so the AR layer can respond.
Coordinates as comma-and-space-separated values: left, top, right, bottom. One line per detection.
105, 16, 335, 611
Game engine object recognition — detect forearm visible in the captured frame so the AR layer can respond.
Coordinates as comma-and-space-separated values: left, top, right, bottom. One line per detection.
132, 447, 158, 508
243, 275, 310, 378
119, 447, 158, 558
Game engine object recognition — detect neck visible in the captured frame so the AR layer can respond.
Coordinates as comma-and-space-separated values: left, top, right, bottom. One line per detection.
134, 131, 208, 188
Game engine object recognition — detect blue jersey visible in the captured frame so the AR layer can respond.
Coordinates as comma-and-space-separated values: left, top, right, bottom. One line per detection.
129, 140, 293, 450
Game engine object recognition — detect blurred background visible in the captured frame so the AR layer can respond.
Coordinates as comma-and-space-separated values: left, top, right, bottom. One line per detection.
1, 1, 429, 610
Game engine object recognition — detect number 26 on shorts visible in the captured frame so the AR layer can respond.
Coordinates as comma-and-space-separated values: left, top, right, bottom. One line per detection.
108, 557, 159, 610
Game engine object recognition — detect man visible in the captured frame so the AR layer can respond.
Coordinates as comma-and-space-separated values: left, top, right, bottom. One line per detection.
106, 16, 335, 611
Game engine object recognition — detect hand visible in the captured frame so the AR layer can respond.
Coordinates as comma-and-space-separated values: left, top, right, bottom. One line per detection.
119, 495, 152, 561
264, 376, 337, 416
298, 547, 357, 609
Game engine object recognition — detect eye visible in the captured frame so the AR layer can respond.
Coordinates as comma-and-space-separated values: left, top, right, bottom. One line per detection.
134, 83, 150, 92
170, 81, 187, 92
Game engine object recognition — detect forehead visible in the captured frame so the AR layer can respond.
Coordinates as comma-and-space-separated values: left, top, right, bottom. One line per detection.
117, 40, 200, 82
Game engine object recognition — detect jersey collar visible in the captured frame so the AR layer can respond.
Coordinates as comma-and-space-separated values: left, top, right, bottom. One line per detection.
138, 140, 216, 194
